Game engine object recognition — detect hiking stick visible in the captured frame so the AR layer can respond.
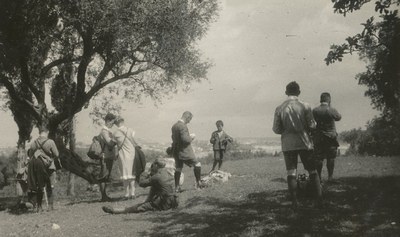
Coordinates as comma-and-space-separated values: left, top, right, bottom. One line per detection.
43, 187, 48, 208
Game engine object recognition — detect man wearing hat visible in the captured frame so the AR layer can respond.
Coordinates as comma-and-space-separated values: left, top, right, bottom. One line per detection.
102, 159, 178, 214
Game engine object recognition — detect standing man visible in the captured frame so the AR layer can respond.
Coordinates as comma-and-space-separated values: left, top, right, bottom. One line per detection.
313, 92, 342, 182
98, 113, 117, 202
171, 111, 202, 191
27, 126, 60, 211
273, 81, 322, 209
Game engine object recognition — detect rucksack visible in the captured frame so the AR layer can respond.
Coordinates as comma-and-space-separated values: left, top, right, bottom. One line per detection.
87, 135, 105, 160
34, 139, 53, 168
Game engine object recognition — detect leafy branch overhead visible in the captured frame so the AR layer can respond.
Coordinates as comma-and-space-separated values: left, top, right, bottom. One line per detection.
327, 0, 400, 155
325, 0, 400, 114
0, 0, 219, 130
0, 0, 219, 182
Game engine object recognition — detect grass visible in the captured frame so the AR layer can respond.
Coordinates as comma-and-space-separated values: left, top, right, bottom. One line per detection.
0, 155, 400, 236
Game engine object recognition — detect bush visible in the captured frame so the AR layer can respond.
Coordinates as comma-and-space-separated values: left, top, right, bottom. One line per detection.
339, 116, 400, 156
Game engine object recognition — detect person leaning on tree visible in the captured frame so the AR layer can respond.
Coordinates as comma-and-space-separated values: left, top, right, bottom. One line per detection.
312, 92, 342, 182
272, 81, 322, 209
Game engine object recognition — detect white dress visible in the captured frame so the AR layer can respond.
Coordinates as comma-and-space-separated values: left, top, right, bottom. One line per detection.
113, 126, 136, 180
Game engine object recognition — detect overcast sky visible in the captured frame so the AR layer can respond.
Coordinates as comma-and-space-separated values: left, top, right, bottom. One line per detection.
0, 0, 380, 147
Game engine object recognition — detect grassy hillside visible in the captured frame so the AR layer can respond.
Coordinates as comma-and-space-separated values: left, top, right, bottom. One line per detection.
0, 155, 400, 236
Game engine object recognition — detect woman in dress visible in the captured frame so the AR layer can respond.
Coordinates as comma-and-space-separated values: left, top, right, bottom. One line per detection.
113, 117, 136, 199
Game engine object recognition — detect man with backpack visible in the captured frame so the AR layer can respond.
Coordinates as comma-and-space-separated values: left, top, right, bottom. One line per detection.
27, 126, 60, 212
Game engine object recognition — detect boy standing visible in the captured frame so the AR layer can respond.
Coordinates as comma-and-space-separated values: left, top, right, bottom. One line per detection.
209, 120, 233, 172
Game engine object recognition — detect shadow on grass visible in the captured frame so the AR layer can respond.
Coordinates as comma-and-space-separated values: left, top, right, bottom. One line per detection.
65, 193, 148, 206
127, 175, 400, 237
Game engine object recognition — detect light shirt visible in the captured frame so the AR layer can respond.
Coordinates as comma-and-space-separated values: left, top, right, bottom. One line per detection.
273, 96, 315, 151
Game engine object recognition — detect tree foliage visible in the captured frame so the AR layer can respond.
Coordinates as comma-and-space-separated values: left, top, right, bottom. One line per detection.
326, 0, 400, 155
0, 0, 219, 181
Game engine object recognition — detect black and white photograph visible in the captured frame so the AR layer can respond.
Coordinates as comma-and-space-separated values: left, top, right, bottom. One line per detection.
0, 0, 399, 236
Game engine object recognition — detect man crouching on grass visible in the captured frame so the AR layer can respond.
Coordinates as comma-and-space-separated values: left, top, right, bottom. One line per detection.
273, 81, 322, 210
102, 159, 178, 214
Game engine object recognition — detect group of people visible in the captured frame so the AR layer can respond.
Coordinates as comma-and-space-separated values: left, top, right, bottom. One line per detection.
102, 111, 234, 214
273, 81, 341, 209
25, 114, 145, 212
24, 80, 340, 213
95, 114, 144, 202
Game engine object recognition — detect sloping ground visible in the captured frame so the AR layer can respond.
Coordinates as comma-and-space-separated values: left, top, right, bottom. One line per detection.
0, 155, 399, 236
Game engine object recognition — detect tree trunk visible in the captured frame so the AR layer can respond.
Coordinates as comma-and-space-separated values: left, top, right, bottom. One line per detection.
15, 139, 27, 197
67, 117, 76, 196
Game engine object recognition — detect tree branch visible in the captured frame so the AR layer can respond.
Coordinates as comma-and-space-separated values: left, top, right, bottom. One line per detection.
0, 74, 42, 121
76, 31, 93, 98
41, 56, 82, 77
87, 67, 149, 99
19, 57, 44, 103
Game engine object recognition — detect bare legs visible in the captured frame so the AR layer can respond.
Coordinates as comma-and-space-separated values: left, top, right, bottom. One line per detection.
327, 159, 335, 181
123, 179, 136, 198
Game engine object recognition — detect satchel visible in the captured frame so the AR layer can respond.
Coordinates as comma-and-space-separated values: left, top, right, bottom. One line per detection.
34, 139, 53, 168
87, 135, 105, 160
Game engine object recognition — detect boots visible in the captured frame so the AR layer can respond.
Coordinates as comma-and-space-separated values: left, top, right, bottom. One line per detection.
174, 171, 182, 192
287, 175, 298, 210
36, 191, 44, 212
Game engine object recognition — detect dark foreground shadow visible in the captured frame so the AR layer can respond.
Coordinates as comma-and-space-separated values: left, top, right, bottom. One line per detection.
129, 176, 400, 237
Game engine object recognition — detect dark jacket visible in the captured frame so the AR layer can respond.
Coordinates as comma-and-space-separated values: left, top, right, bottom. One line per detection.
171, 120, 195, 161
139, 169, 177, 210
312, 103, 341, 139
312, 103, 341, 147
210, 131, 233, 151
133, 147, 146, 179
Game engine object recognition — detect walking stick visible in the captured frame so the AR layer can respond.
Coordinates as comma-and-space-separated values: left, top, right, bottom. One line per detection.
43, 187, 49, 208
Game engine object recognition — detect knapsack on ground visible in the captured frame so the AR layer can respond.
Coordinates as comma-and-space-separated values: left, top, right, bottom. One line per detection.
87, 135, 105, 160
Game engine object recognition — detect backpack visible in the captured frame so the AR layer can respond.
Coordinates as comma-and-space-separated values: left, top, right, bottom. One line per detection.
34, 139, 53, 168
87, 135, 105, 160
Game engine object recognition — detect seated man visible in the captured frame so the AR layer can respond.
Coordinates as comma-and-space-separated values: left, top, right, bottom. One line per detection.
102, 159, 178, 214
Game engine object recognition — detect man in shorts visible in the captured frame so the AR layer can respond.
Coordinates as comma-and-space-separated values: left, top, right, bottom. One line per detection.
313, 92, 342, 182
273, 81, 322, 209
171, 111, 202, 191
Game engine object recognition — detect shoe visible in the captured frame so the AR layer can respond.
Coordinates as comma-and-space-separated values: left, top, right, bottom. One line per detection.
102, 206, 114, 214
195, 183, 205, 190
24, 202, 34, 210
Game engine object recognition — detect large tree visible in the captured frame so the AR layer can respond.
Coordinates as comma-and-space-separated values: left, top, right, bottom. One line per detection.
325, 0, 400, 155
0, 0, 219, 182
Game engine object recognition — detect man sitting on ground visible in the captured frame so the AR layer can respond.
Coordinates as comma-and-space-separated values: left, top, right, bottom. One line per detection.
102, 159, 178, 214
